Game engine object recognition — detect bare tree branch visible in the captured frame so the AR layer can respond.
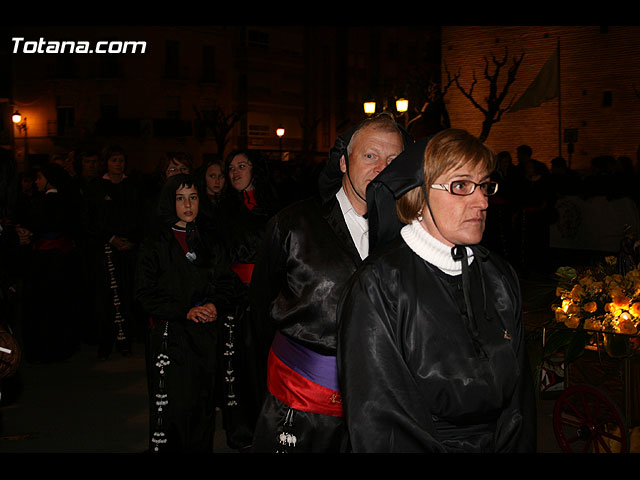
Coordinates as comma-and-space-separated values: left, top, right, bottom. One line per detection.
193, 104, 245, 158
452, 46, 525, 141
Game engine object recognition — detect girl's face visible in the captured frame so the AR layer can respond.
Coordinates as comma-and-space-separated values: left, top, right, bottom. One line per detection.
35, 171, 48, 192
228, 154, 253, 192
205, 163, 225, 195
175, 185, 199, 227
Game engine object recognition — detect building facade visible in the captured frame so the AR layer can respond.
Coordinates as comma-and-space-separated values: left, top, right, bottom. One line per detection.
441, 25, 640, 172
2, 25, 439, 175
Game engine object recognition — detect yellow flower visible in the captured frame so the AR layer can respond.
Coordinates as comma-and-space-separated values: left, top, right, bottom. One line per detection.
605, 302, 622, 316
605, 256, 618, 265
630, 302, 640, 318
555, 308, 568, 323
613, 295, 631, 308
584, 317, 603, 331
564, 316, 580, 329
583, 301, 598, 313
579, 275, 594, 287
627, 269, 640, 282
616, 318, 637, 335
589, 281, 604, 294
570, 284, 584, 300
566, 303, 580, 315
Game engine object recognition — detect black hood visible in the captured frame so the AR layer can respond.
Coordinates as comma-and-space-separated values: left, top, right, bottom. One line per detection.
366, 132, 496, 347
366, 136, 434, 253
156, 173, 199, 227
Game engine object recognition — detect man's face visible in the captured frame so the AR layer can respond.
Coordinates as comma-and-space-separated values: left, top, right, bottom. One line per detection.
107, 154, 125, 176
82, 155, 99, 179
340, 126, 403, 215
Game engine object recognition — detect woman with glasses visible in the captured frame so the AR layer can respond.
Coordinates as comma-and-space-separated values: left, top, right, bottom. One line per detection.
337, 129, 536, 453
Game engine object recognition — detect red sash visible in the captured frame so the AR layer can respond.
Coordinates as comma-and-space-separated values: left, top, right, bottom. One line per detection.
267, 332, 343, 417
231, 263, 255, 284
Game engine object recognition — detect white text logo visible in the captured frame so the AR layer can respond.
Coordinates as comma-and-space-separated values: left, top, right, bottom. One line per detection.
12, 37, 147, 54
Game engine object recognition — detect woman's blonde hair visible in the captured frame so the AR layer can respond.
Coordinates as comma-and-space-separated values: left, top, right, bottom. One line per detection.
396, 128, 496, 224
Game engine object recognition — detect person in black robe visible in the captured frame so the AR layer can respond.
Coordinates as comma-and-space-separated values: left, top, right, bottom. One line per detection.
248, 113, 410, 452
204, 150, 279, 451
85, 145, 143, 358
20, 162, 80, 362
135, 173, 238, 452
337, 129, 537, 453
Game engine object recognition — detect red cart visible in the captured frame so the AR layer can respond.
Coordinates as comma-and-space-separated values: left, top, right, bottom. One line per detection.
544, 328, 640, 453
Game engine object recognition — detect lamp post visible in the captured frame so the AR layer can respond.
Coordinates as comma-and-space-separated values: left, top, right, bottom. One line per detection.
363, 97, 410, 128
12, 110, 28, 166
395, 98, 409, 129
276, 125, 285, 161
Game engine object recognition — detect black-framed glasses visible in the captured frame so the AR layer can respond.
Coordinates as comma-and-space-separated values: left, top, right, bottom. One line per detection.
431, 180, 499, 196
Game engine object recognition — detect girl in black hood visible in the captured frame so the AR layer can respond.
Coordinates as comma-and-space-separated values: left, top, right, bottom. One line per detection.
135, 173, 238, 452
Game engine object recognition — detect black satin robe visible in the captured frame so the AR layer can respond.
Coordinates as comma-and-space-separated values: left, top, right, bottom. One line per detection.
249, 194, 361, 452
337, 238, 537, 453
135, 223, 237, 452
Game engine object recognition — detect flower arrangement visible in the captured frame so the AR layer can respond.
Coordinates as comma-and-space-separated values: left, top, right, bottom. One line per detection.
554, 256, 640, 335
547, 256, 640, 360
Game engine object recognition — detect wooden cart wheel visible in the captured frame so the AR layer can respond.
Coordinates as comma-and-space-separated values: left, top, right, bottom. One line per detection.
553, 384, 630, 453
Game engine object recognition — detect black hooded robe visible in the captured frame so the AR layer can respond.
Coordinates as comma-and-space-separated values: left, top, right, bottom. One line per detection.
248, 193, 362, 452
248, 127, 379, 452
135, 175, 237, 452
249, 120, 413, 453
337, 238, 536, 452
336, 136, 536, 453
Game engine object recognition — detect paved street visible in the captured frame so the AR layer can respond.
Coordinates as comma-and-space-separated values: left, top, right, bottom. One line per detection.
0, 340, 235, 454
0, 337, 563, 454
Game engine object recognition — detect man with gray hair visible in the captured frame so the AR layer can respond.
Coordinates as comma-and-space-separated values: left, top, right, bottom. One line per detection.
249, 113, 409, 452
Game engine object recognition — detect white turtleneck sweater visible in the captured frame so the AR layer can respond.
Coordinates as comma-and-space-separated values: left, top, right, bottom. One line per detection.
400, 219, 474, 276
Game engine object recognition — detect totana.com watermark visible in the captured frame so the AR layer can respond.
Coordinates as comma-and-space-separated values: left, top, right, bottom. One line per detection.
11, 37, 147, 54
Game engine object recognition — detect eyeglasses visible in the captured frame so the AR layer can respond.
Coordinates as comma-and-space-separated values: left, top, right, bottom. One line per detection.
431, 180, 499, 196
168, 166, 189, 174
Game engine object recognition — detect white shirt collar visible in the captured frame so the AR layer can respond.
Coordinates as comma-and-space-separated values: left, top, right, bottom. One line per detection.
400, 219, 474, 276
336, 186, 369, 260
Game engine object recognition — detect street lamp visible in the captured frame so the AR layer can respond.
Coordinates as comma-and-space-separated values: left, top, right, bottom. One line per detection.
395, 98, 408, 114
363, 101, 376, 115
396, 98, 409, 129
12, 110, 28, 162
276, 125, 285, 160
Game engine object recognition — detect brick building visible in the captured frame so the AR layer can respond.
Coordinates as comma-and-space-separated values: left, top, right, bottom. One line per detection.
441, 26, 640, 172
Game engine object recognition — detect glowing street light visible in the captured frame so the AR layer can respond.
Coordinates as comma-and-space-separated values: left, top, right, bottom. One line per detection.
396, 98, 409, 128
12, 110, 28, 162
363, 101, 376, 115
395, 98, 408, 113
276, 125, 285, 160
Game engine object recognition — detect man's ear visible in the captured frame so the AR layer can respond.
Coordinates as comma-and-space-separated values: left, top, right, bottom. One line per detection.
339, 155, 347, 174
